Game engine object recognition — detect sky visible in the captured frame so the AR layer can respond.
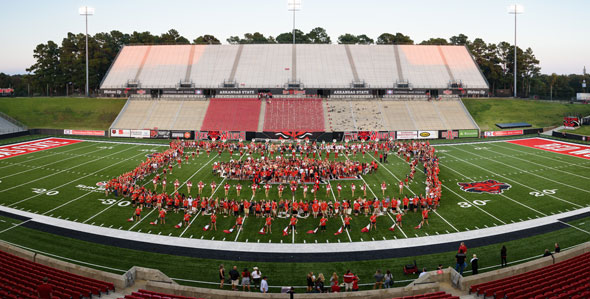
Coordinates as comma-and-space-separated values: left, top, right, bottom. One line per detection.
0, 0, 588, 75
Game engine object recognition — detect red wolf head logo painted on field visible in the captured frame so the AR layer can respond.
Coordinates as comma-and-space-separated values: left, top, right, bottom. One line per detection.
457, 180, 511, 194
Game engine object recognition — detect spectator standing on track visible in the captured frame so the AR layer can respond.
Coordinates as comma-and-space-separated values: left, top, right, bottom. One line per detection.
554, 243, 561, 253
219, 264, 225, 289
37, 277, 53, 299
458, 242, 467, 254
260, 276, 269, 293
384, 270, 394, 288
343, 270, 354, 292
501, 245, 507, 267
314, 273, 325, 293
373, 269, 384, 289
252, 267, 262, 289
455, 251, 466, 275
543, 249, 553, 257
352, 274, 360, 291
242, 268, 251, 291
419, 268, 428, 278
471, 254, 479, 275
330, 272, 340, 292
306, 272, 315, 292
229, 266, 239, 291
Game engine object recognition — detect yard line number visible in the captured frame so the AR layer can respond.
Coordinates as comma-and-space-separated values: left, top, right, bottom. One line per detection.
457, 200, 490, 208
98, 198, 131, 207
31, 188, 59, 196
529, 189, 558, 197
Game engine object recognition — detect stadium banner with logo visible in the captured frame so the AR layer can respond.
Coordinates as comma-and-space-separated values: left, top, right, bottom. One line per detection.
162, 89, 203, 95
331, 89, 372, 96
171, 131, 194, 139
217, 89, 257, 96
417, 131, 437, 139
130, 130, 150, 139
440, 130, 459, 140
458, 129, 479, 138
387, 90, 426, 95
483, 130, 523, 137
196, 131, 246, 141
110, 129, 131, 137
255, 132, 333, 142
396, 131, 418, 140
64, 129, 106, 136
342, 131, 395, 141
150, 130, 171, 139
563, 116, 581, 128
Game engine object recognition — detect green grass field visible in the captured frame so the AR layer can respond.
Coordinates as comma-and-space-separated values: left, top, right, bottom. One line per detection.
462, 98, 590, 131
559, 126, 590, 136
0, 136, 589, 291
0, 97, 126, 130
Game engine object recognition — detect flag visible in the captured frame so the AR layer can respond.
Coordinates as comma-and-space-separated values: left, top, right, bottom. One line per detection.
361, 223, 371, 233
334, 226, 344, 236
127, 216, 134, 222
388, 223, 396, 231
414, 222, 422, 229
224, 225, 235, 234
149, 219, 158, 225
258, 226, 266, 235
203, 224, 210, 231
282, 226, 289, 236
174, 222, 183, 229
307, 227, 319, 234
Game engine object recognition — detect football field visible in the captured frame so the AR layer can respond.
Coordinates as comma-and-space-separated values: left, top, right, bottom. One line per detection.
0, 136, 589, 246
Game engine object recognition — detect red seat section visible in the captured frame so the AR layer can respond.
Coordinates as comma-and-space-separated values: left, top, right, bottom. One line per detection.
201, 98, 261, 131
390, 291, 459, 299
263, 98, 324, 132
0, 250, 115, 299
470, 251, 590, 299
136, 289, 202, 299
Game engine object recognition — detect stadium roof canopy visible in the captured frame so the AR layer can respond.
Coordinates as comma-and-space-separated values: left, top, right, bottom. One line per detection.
100, 44, 488, 91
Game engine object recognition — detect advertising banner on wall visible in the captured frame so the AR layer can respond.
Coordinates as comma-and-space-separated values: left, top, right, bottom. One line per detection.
64, 129, 105, 136
417, 131, 438, 139
196, 131, 246, 141
171, 131, 194, 139
110, 129, 131, 137
397, 131, 418, 140
217, 89, 257, 96
342, 131, 395, 141
150, 130, 171, 139
130, 130, 150, 139
331, 89, 371, 96
459, 129, 479, 138
484, 130, 523, 137
440, 130, 459, 140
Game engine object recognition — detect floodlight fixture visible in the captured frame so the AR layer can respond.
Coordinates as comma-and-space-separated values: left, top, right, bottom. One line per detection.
79, 6, 94, 97
508, 4, 523, 98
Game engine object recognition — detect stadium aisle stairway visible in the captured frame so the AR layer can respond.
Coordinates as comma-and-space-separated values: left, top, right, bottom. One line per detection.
121, 289, 200, 299
390, 291, 459, 299
263, 98, 324, 132
470, 251, 590, 299
0, 250, 115, 299
200, 98, 261, 131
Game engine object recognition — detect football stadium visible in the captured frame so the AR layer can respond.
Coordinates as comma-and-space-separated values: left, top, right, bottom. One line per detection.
1, 1, 590, 299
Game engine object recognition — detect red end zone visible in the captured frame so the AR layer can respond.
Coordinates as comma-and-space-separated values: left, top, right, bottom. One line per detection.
507, 138, 590, 160
0, 138, 83, 160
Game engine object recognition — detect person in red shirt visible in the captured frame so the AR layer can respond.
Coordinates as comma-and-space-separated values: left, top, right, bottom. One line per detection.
399, 181, 404, 194
403, 196, 410, 212
184, 212, 191, 226
134, 207, 142, 222
312, 202, 320, 219
325, 183, 331, 197
277, 184, 284, 198
224, 183, 231, 196
319, 216, 328, 232
251, 183, 258, 197
174, 179, 180, 192
421, 208, 429, 226
236, 183, 242, 197
361, 183, 367, 197
210, 213, 217, 231
370, 213, 377, 231
350, 183, 356, 197
396, 212, 402, 227
290, 215, 298, 234
162, 179, 167, 192
337, 183, 342, 197
198, 181, 205, 195
236, 215, 244, 232
244, 200, 251, 217
159, 209, 166, 225
265, 216, 273, 234
37, 277, 53, 299
343, 215, 351, 230
381, 181, 387, 196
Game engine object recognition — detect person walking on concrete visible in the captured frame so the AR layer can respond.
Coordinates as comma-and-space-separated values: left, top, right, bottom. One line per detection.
501, 245, 507, 267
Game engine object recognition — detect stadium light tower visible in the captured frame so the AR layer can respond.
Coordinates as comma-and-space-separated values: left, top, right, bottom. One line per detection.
508, 4, 524, 98
288, 0, 301, 44
79, 6, 94, 97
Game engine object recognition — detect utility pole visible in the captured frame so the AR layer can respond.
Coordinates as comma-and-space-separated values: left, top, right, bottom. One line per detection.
508, 4, 523, 98
79, 6, 94, 97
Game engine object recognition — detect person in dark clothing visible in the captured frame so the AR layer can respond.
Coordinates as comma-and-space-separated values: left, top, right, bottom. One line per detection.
229, 266, 240, 291
470, 254, 479, 275
543, 249, 553, 257
501, 245, 507, 267
455, 251, 466, 275
554, 243, 560, 253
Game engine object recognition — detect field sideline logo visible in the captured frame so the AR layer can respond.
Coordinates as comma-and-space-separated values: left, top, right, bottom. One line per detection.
457, 179, 511, 194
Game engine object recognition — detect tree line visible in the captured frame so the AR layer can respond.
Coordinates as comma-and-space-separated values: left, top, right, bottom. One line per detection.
1, 28, 588, 99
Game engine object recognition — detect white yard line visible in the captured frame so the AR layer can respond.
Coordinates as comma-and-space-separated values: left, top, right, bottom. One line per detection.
448, 148, 584, 209
558, 220, 590, 235
129, 154, 221, 231
7, 146, 142, 208
491, 142, 590, 170
0, 220, 31, 235
1, 145, 140, 194
0, 142, 97, 171
179, 210, 202, 238
327, 180, 353, 242
368, 153, 460, 233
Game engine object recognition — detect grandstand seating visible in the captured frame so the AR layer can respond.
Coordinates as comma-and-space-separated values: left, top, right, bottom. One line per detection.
233, 44, 292, 88
390, 291, 459, 299
0, 250, 115, 298
122, 289, 198, 299
0, 113, 26, 135
263, 98, 324, 132
111, 99, 209, 130
201, 98, 261, 131
325, 100, 387, 131
470, 251, 590, 299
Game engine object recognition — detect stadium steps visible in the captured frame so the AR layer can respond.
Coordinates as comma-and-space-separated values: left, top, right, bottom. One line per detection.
167, 100, 185, 129
139, 100, 158, 129
0, 111, 27, 135
322, 99, 330, 131
404, 101, 419, 129
257, 99, 266, 132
